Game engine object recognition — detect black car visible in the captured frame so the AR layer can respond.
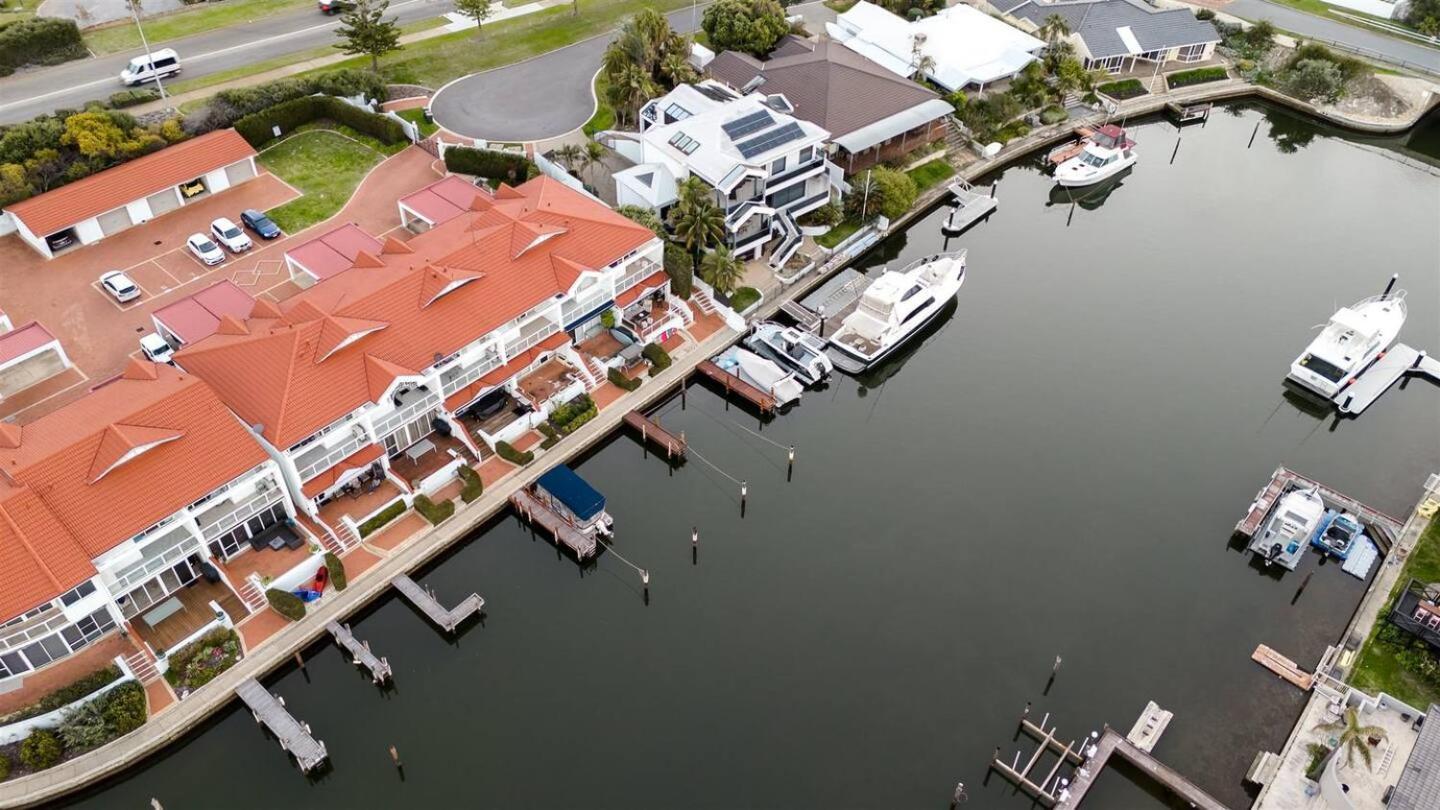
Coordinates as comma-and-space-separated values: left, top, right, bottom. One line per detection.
240, 209, 282, 239
317, 0, 354, 13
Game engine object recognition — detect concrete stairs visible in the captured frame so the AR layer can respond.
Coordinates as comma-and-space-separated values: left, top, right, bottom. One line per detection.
236, 575, 267, 613
123, 650, 161, 685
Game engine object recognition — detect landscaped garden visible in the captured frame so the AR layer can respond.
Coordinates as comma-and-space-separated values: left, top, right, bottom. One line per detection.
164, 627, 243, 696
0, 675, 147, 780
257, 129, 387, 233
1350, 517, 1440, 709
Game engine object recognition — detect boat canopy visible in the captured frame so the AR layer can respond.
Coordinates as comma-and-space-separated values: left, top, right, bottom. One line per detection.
536, 465, 606, 521
1328, 307, 1378, 337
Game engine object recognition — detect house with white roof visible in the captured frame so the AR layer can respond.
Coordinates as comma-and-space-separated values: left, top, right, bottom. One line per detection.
998, 0, 1220, 74
606, 80, 840, 268
826, 1, 1045, 93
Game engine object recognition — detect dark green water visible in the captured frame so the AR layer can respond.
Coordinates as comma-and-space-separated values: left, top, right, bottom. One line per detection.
63, 102, 1440, 809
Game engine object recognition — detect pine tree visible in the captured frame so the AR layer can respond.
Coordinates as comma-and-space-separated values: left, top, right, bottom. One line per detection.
335, 0, 402, 73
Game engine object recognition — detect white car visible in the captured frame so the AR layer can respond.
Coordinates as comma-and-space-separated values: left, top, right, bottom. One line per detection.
210, 217, 253, 253
99, 270, 141, 303
186, 233, 226, 265
139, 333, 175, 364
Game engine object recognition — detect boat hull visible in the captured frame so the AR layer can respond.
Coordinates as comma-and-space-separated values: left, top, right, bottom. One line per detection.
827, 297, 950, 375
1055, 154, 1139, 188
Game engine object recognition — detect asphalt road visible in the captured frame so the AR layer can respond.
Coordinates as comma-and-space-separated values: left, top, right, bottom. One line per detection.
0, 0, 453, 124
1225, 0, 1439, 73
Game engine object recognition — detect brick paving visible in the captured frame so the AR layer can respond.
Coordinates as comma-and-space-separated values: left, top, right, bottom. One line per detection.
0, 634, 141, 716
363, 512, 429, 553
476, 456, 518, 488
143, 680, 176, 716
237, 609, 289, 651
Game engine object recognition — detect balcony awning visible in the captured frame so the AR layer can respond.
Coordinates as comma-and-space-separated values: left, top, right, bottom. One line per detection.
616, 271, 669, 308
301, 443, 383, 499
831, 99, 953, 154
444, 333, 570, 413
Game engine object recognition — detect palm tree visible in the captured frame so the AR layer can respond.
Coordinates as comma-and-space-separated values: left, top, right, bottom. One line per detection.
579, 141, 605, 181
553, 143, 584, 174
1315, 708, 1387, 770
668, 177, 725, 269
1039, 13, 1070, 47
700, 246, 745, 296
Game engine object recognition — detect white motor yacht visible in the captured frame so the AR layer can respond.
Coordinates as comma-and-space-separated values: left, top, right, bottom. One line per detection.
745, 322, 833, 386
826, 251, 965, 374
714, 347, 804, 406
1054, 125, 1137, 188
1248, 487, 1326, 571
1288, 275, 1407, 399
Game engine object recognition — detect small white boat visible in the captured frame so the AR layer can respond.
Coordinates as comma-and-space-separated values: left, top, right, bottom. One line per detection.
1288, 275, 1408, 399
1054, 125, 1137, 188
745, 321, 832, 386
714, 347, 804, 406
826, 251, 965, 375
1248, 487, 1326, 571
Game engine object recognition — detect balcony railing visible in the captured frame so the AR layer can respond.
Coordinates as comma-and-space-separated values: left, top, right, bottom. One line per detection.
506, 318, 561, 356
439, 349, 503, 397
733, 228, 770, 252
196, 480, 284, 540
561, 292, 613, 327
616, 257, 663, 294
110, 525, 203, 592
766, 156, 825, 190
373, 390, 441, 439
784, 190, 831, 215
294, 429, 367, 482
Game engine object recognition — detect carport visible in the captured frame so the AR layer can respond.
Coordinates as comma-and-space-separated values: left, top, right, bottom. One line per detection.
0, 321, 72, 401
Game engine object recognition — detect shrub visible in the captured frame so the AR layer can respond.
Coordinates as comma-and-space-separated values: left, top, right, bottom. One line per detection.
663, 243, 694, 299
616, 204, 665, 236
600, 309, 617, 329
729, 286, 761, 312
536, 422, 561, 449
0, 18, 86, 77
1167, 66, 1229, 89
266, 588, 307, 622
798, 202, 842, 227
548, 393, 597, 435
358, 499, 407, 537
59, 699, 109, 750
608, 367, 642, 391
496, 441, 534, 465
443, 146, 538, 185
108, 88, 161, 108
99, 682, 147, 737
19, 730, 62, 771
643, 343, 672, 377
0, 665, 121, 724
1284, 58, 1345, 103
324, 551, 347, 591
414, 493, 455, 525
192, 69, 386, 132
1288, 43, 1368, 84
846, 166, 917, 222
234, 95, 406, 148
1039, 105, 1070, 125
1196, 8, 1215, 19
702, 0, 790, 57
164, 628, 242, 692
459, 464, 484, 503
1096, 79, 1146, 100
0, 754, 9, 781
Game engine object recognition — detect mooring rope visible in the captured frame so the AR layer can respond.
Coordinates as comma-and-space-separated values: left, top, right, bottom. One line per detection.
595, 534, 645, 577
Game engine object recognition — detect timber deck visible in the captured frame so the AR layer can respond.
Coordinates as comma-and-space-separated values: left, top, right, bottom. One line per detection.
509, 488, 598, 559
391, 574, 485, 633
1234, 466, 1404, 550
234, 678, 328, 772
1333, 343, 1439, 416
1055, 726, 1230, 810
623, 410, 686, 458
695, 360, 777, 413
326, 621, 392, 684
942, 179, 998, 234
1252, 644, 1314, 690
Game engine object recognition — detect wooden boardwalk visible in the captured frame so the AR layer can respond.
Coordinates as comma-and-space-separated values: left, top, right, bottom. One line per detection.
623, 410, 686, 458
1055, 726, 1230, 810
326, 621, 392, 684
391, 574, 484, 633
1333, 343, 1439, 416
509, 488, 598, 559
695, 360, 777, 413
234, 678, 328, 772
1252, 644, 1314, 690
1234, 466, 1405, 549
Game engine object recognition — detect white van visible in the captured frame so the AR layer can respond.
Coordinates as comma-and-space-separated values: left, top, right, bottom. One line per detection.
119, 48, 181, 86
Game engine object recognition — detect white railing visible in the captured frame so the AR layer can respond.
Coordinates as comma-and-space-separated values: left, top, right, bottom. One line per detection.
506, 318, 560, 356
197, 490, 285, 541
561, 292, 612, 327
294, 431, 367, 482
372, 391, 441, 439
439, 350, 503, 396
110, 529, 203, 592
616, 257, 663, 294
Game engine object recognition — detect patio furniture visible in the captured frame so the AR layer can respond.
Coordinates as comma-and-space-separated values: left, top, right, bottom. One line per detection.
142, 596, 184, 627
405, 438, 437, 463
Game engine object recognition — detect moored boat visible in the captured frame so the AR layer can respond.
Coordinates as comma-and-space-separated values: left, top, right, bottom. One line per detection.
714, 347, 804, 406
1248, 487, 1325, 571
1054, 125, 1137, 188
1311, 510, 1365, 560
825, 251, 966, 375
1287, 275, 1408, 399
745, 321, 832, 386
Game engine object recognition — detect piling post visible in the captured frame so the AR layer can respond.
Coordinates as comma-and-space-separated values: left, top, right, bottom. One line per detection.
1248, 120, 1260, 148
692, 526, 698, 546
390, 745, 402, 769
681, 384, 687, 409
1170, 137, 1181, 164
1414, 350, 1427, 369
294, 651, 305, 671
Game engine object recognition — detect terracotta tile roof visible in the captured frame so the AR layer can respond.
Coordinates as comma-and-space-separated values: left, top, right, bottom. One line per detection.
178, 176, 654, 448
152, 280, 256, 345
0, 481, 94, 621
399, 174, 489, 225
300, 443, 383, 498
0, 362, 269, 562
0, 321, 61, 368
4, 130, 257, 237
285, 223, 385, 282
615, 271, 669, 308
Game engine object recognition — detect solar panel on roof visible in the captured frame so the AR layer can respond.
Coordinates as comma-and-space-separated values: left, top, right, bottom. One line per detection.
722, 110, 775, 139
736, 122, 804, 158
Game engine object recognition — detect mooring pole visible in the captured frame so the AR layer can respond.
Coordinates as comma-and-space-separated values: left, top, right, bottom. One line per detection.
1248, 120, 1260, 148
1170, 137, 1181, 164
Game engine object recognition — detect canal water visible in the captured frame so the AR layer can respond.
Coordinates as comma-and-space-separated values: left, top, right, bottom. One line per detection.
64, 102, 1439, 809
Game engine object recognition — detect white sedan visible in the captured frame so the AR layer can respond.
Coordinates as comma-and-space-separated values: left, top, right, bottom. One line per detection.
186, 233, 226, 265
99, 270, 141, 303
210, 217, 253, 253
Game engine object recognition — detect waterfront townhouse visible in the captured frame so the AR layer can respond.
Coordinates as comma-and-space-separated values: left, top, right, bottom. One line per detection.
175, 176, 668, 549
999, 0, 1220, 74
607, 80, 839, 267
0, 361, 301, 691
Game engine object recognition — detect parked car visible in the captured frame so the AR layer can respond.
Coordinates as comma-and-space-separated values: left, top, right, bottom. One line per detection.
186, 233, 226, 266
317, 0, 354, 13
99, 270, 141, 303
240, 209, 282, 239
119, 48, 181, 86
210, 217, 253, 253
139, 333, 175, 364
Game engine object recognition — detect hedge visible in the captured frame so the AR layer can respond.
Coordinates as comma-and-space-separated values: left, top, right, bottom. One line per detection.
109, 88, 161, 109
0, 18, 86, 78
1096, 78, 1147, 100
324, 551, 347, 591
0, 665, 121, 725
358, 499, 408, 537
536, 422, 561, 449
1167, 66, 1228, 89
459, 464, 484, 503
414, 493, 455, 525
443, 146, 538, 186
266, 588, 307, 621
0, 753, 9, 781
548, 393, 596, 435
99, 681, 148, 737
235, 95, 407, 148
643, 343, 672, 377
608, 367, 642, 391
19, 729, 62, 771
496, 441, 534, 465
190, 69, 386, 132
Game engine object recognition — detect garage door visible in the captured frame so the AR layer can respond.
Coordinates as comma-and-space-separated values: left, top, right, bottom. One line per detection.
147, 188, 181, 216
97, 206, 132, 236
225, 160, 255, 186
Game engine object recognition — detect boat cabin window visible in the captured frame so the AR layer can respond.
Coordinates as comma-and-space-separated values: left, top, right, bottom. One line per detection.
1082, 152, 1115, 168
900, 284, 924, 302
901, 297, 934, 324
1297, 353, 1347, 383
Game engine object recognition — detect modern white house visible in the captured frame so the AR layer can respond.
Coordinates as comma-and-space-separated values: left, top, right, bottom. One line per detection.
606, 81, 840, 267
826, 1, 1046, 93
998, 0, 1221, 74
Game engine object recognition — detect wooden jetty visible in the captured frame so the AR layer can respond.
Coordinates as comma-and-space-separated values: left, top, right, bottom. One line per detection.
623, 410, 686, 458
695, 359, 777, 413
1167, 100, 1213, 123
1252, 644, 1314, 690
1234, 466, 1404, 550
509, 488, 598, 558
326, 621, 392, 684
1333, 343, 1439, 416
235, 678, 328, 772
992, 716, 1081, 806
1054, 726, 1230, 810
941, 179, 998, 234
1046, 126, 1097, 165
391, 574, 485, 633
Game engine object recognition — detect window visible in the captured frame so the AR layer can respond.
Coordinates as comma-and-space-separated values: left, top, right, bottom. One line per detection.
1177, 43, 1207, 63
766, 183, 804, 208
798, 146, 813, 163
0, 652, 26, 678
771, 156, 787, 174
59, 581, 96, 607
153, 56, 177, 69
667, 132, 700, 155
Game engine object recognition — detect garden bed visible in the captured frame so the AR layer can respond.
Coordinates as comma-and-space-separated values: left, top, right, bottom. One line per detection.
1097, 79, 1148, 100
164, 627, 242, 696
1167, 67, 1229, 89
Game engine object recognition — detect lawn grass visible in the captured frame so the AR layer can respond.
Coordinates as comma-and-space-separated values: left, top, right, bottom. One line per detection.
583, 70, 615, 136
728, 286, 761, 312
906, 160, 955, 193
83, 0, 310, 55
0, 0, 41, 24
257, 129, 384, 233
1349, 517, 1440, 709
816, 219, 861, 249
396, 107, 438, 137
